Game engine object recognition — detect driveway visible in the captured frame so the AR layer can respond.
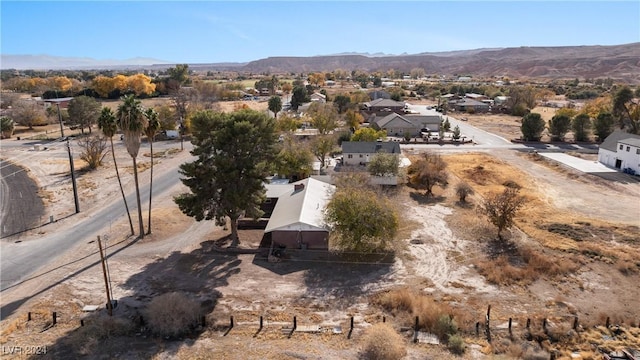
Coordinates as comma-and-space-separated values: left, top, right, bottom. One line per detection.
537, 152, 617, 173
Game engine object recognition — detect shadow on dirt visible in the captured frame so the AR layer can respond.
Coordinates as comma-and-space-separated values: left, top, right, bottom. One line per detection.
409, 191, 446, 204
35, 235, 241, 359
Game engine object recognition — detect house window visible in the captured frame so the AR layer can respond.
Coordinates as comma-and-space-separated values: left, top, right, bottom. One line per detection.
359, 154, 363, 158
637, 149, 640, 155
627, 146, 630, 152
347, 154, 353, 159
619, 144, 623, 150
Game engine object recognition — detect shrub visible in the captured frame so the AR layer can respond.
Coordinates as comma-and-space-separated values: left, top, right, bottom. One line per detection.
435, 314, 458, 340
455, 182, 473, 203
361, 323, 407, 360
146, 292, 201, 338
447, 334, 466, 355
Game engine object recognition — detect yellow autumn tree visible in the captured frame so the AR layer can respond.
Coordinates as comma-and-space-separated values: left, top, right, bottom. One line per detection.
127, 74, 156, 96
582, 95, 613, 119
49, 76, 73, 92
112, 75, 128, 93
93, 76, 114, 98
308, 73, 326, 87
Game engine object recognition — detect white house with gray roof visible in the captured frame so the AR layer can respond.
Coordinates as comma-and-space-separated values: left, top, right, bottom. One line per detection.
597, 130, 640, 174
341, 141, 401, 166
263, 177, 335, 250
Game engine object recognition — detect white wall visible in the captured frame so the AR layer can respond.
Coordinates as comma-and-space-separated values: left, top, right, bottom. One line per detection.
617, 143, 640, 173
598, 148, 617, 168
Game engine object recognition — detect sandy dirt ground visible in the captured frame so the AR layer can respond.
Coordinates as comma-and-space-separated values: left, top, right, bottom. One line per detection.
1, 101, 639, 359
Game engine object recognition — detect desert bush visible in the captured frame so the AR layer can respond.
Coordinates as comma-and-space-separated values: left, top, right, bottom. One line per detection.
447, 334, 466, 355
146, 292, 201, 338
78, 135, 108, 169
65, 315, 134, 355
435, 315, 458, 340
361, 323, 407, 360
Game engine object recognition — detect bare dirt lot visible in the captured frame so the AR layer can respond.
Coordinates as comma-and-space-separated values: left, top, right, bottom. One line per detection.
1, 104, 639, 359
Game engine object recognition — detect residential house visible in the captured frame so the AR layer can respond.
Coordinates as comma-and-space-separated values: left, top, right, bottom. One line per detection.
452, 98, 490, 113
41, 97, 74, 109
372, 112, 442, 137
362, 98, 405, 113
597, 130, 640, 174
263, 177, 335, 250
341, 141, 401, 166
465, 93, 488, 101
310, 92, 327, 103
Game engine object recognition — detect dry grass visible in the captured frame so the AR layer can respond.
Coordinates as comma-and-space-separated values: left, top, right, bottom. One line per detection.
444, 153, 638, 260
63, 315, 134, 355
475, 246, 580, 285
145, 292, 202, 338
373, 288, 474, 337
360, 323, 407, 360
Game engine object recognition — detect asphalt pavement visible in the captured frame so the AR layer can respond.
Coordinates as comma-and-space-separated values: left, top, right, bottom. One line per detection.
0, 159, 45, 237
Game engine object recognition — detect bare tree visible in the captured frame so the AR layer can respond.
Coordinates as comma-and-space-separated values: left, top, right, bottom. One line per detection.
455, 182, 474, 203
78, 135, 108, 170
480, 187, 525, 239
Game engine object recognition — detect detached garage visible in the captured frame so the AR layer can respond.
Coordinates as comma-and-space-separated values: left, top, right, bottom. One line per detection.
264, 178, 335, 250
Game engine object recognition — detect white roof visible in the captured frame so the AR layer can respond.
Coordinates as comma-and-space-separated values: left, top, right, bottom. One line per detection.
264, 178, 335, 232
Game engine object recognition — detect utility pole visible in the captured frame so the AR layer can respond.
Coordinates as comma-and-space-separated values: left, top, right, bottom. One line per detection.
56, 102, 65, 138
56, 101, 79, 213
97, 236, 113, 316
67, 139, 80, 213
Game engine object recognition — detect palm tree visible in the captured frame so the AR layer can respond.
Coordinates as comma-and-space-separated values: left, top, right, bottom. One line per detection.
98, 107, 134, 236
116, 95, 147, 238
143, 108, 160, 235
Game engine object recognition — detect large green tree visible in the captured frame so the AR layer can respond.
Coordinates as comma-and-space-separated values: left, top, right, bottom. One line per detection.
572, 113, 591, 142
99, 107, 134, 235
325, 188, 398, 253
290, 86, 309, 110
67, 95, 101, 134
612, 86, 639, 134
117, 95, 147, 238
594, 112, 615, 141
367, 152, 400, 177
548, 114, 571, 141
174, 109, 277, 247
520, 113, 545, 141
268, 96, 282, 118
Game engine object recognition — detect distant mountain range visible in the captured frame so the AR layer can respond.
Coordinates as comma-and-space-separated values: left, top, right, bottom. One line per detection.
0, 54, 173, 70
2, 43, 640, 83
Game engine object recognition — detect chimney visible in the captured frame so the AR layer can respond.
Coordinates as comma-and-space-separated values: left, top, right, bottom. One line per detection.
294, 183, 305, 192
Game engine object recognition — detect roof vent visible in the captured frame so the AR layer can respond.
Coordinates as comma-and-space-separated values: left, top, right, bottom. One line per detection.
294, 183, 305, 192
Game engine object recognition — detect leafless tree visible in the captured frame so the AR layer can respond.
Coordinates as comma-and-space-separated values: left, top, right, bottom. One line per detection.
78, 135, 108, 170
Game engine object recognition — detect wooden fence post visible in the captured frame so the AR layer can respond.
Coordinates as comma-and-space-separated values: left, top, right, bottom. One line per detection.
508, 318, 513, 339
27, 312, 31, 321
52, 312, 57, 325
414, 316, 419, 343
573, 316, 579, 331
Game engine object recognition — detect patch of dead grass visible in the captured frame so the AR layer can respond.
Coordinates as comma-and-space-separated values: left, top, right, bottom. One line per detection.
444, 153, 637, 261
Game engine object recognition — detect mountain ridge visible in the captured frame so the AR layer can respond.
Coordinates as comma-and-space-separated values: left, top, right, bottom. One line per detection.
2, 43, 639, 83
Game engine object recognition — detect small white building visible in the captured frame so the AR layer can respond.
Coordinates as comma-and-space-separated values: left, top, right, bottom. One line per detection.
597, 130, 640, 174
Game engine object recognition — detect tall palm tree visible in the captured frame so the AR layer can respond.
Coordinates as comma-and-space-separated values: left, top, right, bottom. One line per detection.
116, 95, 147, 238
98, 107, 134, 236
143, 108, 160, 235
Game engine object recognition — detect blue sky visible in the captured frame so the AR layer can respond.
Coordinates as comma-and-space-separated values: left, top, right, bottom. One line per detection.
1, 1, 639, 63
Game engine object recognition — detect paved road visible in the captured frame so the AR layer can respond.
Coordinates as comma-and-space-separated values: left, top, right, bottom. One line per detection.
0, 145, 192, 292
0, 159, 45, 237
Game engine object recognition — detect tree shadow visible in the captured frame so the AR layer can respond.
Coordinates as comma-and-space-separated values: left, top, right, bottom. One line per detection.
484, 236, 525, 266
36, 234, 241, 359
409, 191, 446, 204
